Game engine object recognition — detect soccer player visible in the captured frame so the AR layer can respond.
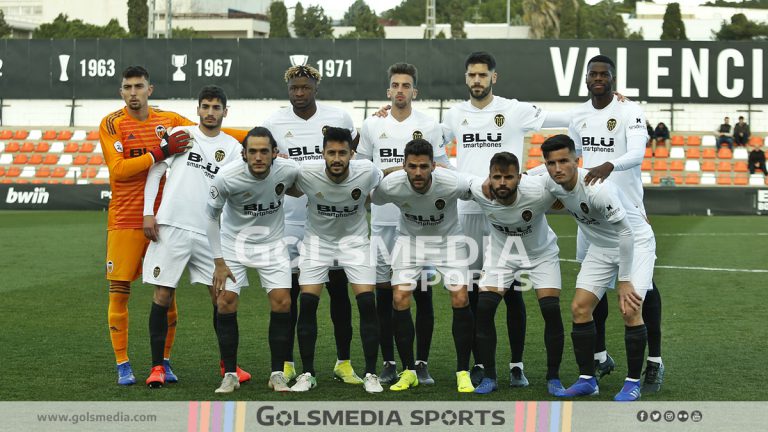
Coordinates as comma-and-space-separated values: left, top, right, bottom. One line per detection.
356, 62, 450, 385
205, 127, 298, 393
289, 127, 382, 393
542, 134, 654, 402
99, 65, 195, 385
141, 85, 248, 388
441, 52, 573, 387
467, 152, 565, 395
569, 55, 664, 392
371, 139, 475, 393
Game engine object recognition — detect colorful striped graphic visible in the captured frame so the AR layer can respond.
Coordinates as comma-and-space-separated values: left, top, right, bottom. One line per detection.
189, 401, 247, 432
515, 401, 573, 432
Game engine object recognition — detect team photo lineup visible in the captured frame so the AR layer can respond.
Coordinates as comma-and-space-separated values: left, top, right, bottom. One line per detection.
101, 50, 665, 401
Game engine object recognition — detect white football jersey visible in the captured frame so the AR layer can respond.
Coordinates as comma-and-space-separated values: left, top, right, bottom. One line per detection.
155, 126, 241, 234
371, 168, 470, 239
569, 96, 648, 212
442, 96, 547, 215
545, 168, 653, 249
358, 110, 445, 226
296, 159, 382, 242
207, 158, 300, 244
469, 174, 559, 261
262, 103, 358, 225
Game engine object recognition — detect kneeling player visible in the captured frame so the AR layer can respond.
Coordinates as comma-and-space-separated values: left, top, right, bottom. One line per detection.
289, 127, 383, 393
467, 152, 565, 395
205, 127, 298, 393
542, 135, 654, 402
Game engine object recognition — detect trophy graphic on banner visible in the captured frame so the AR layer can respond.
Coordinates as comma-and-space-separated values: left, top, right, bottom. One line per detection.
171, 54, 187, 82
58, 54, 70, 82
289, 55, 309, 67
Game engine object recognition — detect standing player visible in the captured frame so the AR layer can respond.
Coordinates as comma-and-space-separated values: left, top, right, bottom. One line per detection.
142, 86, 247, 388
99, 66, 194, 385
441, 52, 572, 387
542, 135, 653, 402
371, 139, 475, 393
289, 127, 383, 393
356, 63, 450, 385
467, 152, 565, 395
569, 55, 664, 393
205, 127, 298, 393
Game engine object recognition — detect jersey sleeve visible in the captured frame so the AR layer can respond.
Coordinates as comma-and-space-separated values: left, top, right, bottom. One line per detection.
356, 119, 374, 159
99, 115, 155, 180
221, 127, 248, 143
624, 104, 649, 140
440, 109, 456, 147
429, 120, 447, 158
454, 171, 473, 200
591, 182, 626, 224
368, 163, 384, 191
206, 174, 229, 220
514, 101, 547, 132
370, 176, 393, 206
171, 112, 196, 128
341, 111, 358, 140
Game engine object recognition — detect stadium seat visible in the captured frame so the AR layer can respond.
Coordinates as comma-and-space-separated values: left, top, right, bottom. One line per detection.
62, 179, 75, 185
96, 167, 110, 179
47, 179, 60, 185
80, 142, 95, 153
4, 141, 20, 152
29, 154, 43, 164
641, 160, 652, 171
52, 167, 67, 178
28, 130, 42, 140
20, 142, 35, 152
86, 130, 100, 140
684, 173, 700, 185
653, 159, 668, 171
717, 148, 732, 159
641, 172, 651, 184
0, 154, 12, 164
15, 179, 29, 184
35, 167, 51, 178
13, 154, 28, 164
644, 148, 653, 158
686, 148, 701, 159
687, 136, 702, 146
684, 160, 700, 172
35, 142, 50, 153
669, 160, 684, 171
73, 155, 88, 165
701, 135, 717, 147
749, 136, 762, 147
734, 161, 749, 172
66, 167, 82, 178
716, 174, 732, 185
1, 179, 13, 184
528, 146, 542, 157
670, 135, 685, 146
13, 130, 29, 140
31, 179, 46, 184
526, 159, 542, 170
80, 168, 98, 178
702, 148, 717, 159
56, 130, 73, 140
71, 130, 87, 141
733, 147, 748, 160
43, 154, 59, 165
88, 155, 104, 165
20, 166, 35, 178
49, 142, 64, 153
64, 142, 79, 153
93, 143, 103, 154
717, 161, 732, 172
669, 147, 685, 159
0, 130, 12, 140
42, 130, 57, 140
654, 147, 669, 158
0, 167, 5, 176
734, 174, 749, 186
652, 175, 663, 185
749, 174, 765, 186
6, 167, 21, 177
58, 154, 73, 165
672, 174, 683, 184
701, 173, 716, 185
530, 134, 545, 145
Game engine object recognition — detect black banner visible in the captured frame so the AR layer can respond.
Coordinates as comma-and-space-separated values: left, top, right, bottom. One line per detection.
0, 39, 766, 103
644, 187, 768, 216
0, 184, 111, 210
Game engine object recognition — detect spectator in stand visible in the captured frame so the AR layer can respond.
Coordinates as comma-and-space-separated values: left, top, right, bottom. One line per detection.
716, 117, 734, 151
653, 122, 670, 154
747, 135, 767, 176
733, 116, 750, 147
645, 120, 654, 148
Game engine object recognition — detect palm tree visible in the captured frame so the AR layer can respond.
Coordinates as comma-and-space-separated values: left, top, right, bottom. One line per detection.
523, 0, 559, 39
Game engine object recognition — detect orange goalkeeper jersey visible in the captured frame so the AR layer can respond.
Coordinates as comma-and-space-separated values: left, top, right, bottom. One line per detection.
99, 107, 195, 230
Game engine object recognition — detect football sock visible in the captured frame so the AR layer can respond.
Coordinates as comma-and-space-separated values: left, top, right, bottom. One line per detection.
327, 269, 352, 361
148, 302, 169, 367
468, 284, 480, 363
216, 312, 238, 373
452, 305, 474, 372
538, 296, 564, 380
288, 273, 300, 362
643, 281, 663, 358
376, 287, 395, 362
356, 292, 380, 375
572, 321, 596, 376
269, 311, 291, 373
393, 308, 415, 370
297, 293, 320, 375
476, 292, 502, 379
504, 287, 527, 363
413, 284, 434, 363
212, 304, 218, 331
625, 324, 648, 380
107, 282, 130, 364
163, 296, 177, 360
593, 295, 609, 354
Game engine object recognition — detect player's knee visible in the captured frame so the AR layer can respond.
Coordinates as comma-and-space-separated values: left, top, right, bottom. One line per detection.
153, 286, 174, 307
392, 290, 412, 309
570, 300, 592, 322
270, 291, 291, 313
216, 291, 239, 313
450, 291, 469, 308
622, 308, 644, 326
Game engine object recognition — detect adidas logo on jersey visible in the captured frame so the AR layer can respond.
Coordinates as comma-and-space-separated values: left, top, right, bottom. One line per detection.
285, 131, 294, 138
127, 133, 136, 140
461, 119, 469, 126
379, 132, 388, 139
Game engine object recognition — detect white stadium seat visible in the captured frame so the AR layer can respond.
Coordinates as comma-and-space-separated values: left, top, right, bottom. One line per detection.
641, 172, 651, 185
0, 154, 12, 164
71, 130, 87, 141
20, 166, 35, 178
27, 130, 42, 140
684, 160, 700, 172
96, 167, 109, 179
58, 154, 73, 165
701, 173, 716, 185
702, 135, 717, 147
733, 148, 748, 160
750, 174, 764, 186
49, 142, 64, 153
670, 147, 685, 159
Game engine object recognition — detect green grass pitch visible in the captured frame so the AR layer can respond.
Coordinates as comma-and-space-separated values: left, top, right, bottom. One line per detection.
1, 211, 766, 401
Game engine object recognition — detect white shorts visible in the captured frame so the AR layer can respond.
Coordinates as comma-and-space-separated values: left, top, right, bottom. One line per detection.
459, 213, 490, 274
479, 254, 562, 291
391, 236, 470, 288
576, 227, 588, 263
576, 236, 656, 300
143, 225, 213, 288
222, 237, 292, 295
372, 224, 398, 284
298, 236, 376, 285
284, 222, 304, 272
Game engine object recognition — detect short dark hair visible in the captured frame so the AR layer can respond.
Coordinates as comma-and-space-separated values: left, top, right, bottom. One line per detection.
388, 62, 418, 87
322, 126, 353, 149
465, 52, 496, 71
122, 65, 150, 81
198, 85, 227, 108
738, 116, 744, 120
243, 126, 277, 149
587, 55, 616, 74
541, 134, 576, 159
489, 152, 519, 172
404, 138, 433, 161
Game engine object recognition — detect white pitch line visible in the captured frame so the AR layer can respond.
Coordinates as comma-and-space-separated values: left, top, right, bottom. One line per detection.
559, 259, 768, 273
557, 232, 768, 238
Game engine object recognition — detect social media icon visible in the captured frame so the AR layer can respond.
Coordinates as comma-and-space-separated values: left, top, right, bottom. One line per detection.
678, 410, 689, 422
637, 411, 648, 422
651, 411, 661, 422
664, 411, 675, 422
691, 411, 703, 422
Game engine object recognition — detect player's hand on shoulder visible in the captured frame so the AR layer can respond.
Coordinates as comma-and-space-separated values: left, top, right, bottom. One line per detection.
143, 215, 159, 242
373, 104, 391, 118
276, 152, 289, 159
149, 129, 193, 162
613, 91, 631, 102
584, 162, 614, 185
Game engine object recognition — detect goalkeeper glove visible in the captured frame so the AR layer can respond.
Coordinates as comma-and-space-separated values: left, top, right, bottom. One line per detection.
149, 129, 193, 162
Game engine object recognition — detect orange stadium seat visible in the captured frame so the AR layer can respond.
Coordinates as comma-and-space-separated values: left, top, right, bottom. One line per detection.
670, 136, 685, 146
42, 130, 57, 140
15, 179, 29, 184
748, 136, 762, 147
4, 142, 20, 152
701, 161, 716, 172
73, 155, 88, 165
526, 159, 542, 170
52, 167, 67, 178
653, 160, 668, 171
43, 154, 59, 165
652, 175, 663, 185
641, 160, 652, 171
35, 167, 51, 178
0, 167, 5, 176
528, 146, 543, 157
6, 167, 21, 177
717, 148, 732, 159
654, 147, 669, 158
13, 130, 29, 140
644, 148, 653, 158
530, 134, 545, 145
0, 130, 13, 140
56, 130, 73, 140
702, 148, 717, 159
35, 142, 50, 152
86, 130, 100, 140
64, 142, 79, 153
28, 154, 43, 164
687, 136, 701, 146
88, 155, 104, 165
80, 142, 95, 153
734, 161, 749, 172
716, 174, 732, 185
672, 174, 683, 185
13, 154, 28, 164
669, 160, 684, 171
81, 167, 98, 178
734, 174, 749, 185
686, 148, 701, 159
684, 173, 701, 185
717, 161, 732, 172
61, 179, 75, 185
20, 142, 35, 152
31, 179, 46, 184
47, 180, 60, 185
